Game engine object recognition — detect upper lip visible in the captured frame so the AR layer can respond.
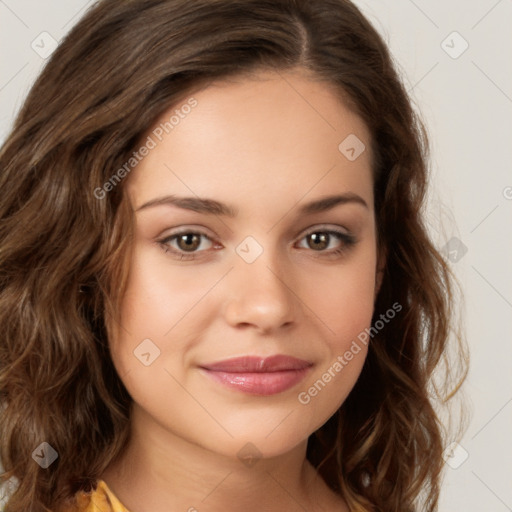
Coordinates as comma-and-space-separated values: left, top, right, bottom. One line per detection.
200, 355, 313, 373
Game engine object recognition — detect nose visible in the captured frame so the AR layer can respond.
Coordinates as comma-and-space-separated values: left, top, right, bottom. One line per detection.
222, 252, 297, 334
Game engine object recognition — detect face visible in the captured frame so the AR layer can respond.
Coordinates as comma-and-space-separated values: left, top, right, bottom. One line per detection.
108, 69, 379, 460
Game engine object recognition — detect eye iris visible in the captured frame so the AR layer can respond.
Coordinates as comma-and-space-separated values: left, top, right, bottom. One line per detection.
177, 233, 201, 252
308, 232, 329, 250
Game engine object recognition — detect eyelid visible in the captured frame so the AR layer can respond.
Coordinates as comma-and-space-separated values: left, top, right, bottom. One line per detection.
299, 223, 351, 237
157, 224, 215, 238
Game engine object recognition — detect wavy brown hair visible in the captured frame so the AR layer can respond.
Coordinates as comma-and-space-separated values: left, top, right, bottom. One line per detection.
0, 0, 467, 510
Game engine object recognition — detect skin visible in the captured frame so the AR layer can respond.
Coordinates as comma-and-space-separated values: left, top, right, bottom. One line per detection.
102, 67, 382, 512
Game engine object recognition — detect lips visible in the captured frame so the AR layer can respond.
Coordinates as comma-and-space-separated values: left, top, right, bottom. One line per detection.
199, 355, 313, 395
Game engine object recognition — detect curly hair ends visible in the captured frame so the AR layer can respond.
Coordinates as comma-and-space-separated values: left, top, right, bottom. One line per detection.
0, 0, 467, 510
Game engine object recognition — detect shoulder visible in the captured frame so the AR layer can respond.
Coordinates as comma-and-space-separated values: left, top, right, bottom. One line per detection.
58, 480, 131, 512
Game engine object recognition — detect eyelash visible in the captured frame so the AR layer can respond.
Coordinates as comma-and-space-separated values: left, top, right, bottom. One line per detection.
156, 227, 357, 261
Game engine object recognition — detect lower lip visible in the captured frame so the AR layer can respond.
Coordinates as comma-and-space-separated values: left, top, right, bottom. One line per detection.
200, 368, 311, 395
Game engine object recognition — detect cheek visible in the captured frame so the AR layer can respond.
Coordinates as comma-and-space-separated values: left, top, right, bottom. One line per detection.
106, 255, 201, 431
293, 248, 376, 425
304, 244, 377, 345
106, 248, 185, 381
106, 242, 227, 398
114, 244, 209, 337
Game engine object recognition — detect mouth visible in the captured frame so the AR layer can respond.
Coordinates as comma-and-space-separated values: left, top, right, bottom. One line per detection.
199, 355, 313, 396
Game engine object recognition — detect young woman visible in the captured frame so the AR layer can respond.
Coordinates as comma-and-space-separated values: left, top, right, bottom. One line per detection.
0, 1, 467, 511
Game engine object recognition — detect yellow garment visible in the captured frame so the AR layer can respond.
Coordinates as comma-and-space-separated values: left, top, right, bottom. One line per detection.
73, 480, 130, 512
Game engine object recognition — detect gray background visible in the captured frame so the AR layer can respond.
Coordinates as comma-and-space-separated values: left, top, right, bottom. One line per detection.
0, 1, 511, 510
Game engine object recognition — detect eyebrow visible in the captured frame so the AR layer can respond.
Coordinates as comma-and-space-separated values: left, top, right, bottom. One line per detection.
135, 192, 369, 216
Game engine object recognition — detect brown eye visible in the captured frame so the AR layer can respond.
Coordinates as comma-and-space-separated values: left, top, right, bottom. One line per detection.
296, 228, 357, 259
176, 233, 202, 252
158, 230, 215, 260
306, 232, 330, 251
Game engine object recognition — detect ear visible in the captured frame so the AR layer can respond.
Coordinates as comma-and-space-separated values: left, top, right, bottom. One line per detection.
374, 244, 387, 300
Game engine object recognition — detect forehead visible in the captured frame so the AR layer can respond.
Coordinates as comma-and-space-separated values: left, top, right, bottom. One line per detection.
127, 69, 374, 214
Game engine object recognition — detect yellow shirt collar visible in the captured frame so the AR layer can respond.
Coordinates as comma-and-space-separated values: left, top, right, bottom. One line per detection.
74, 480, 130, 512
